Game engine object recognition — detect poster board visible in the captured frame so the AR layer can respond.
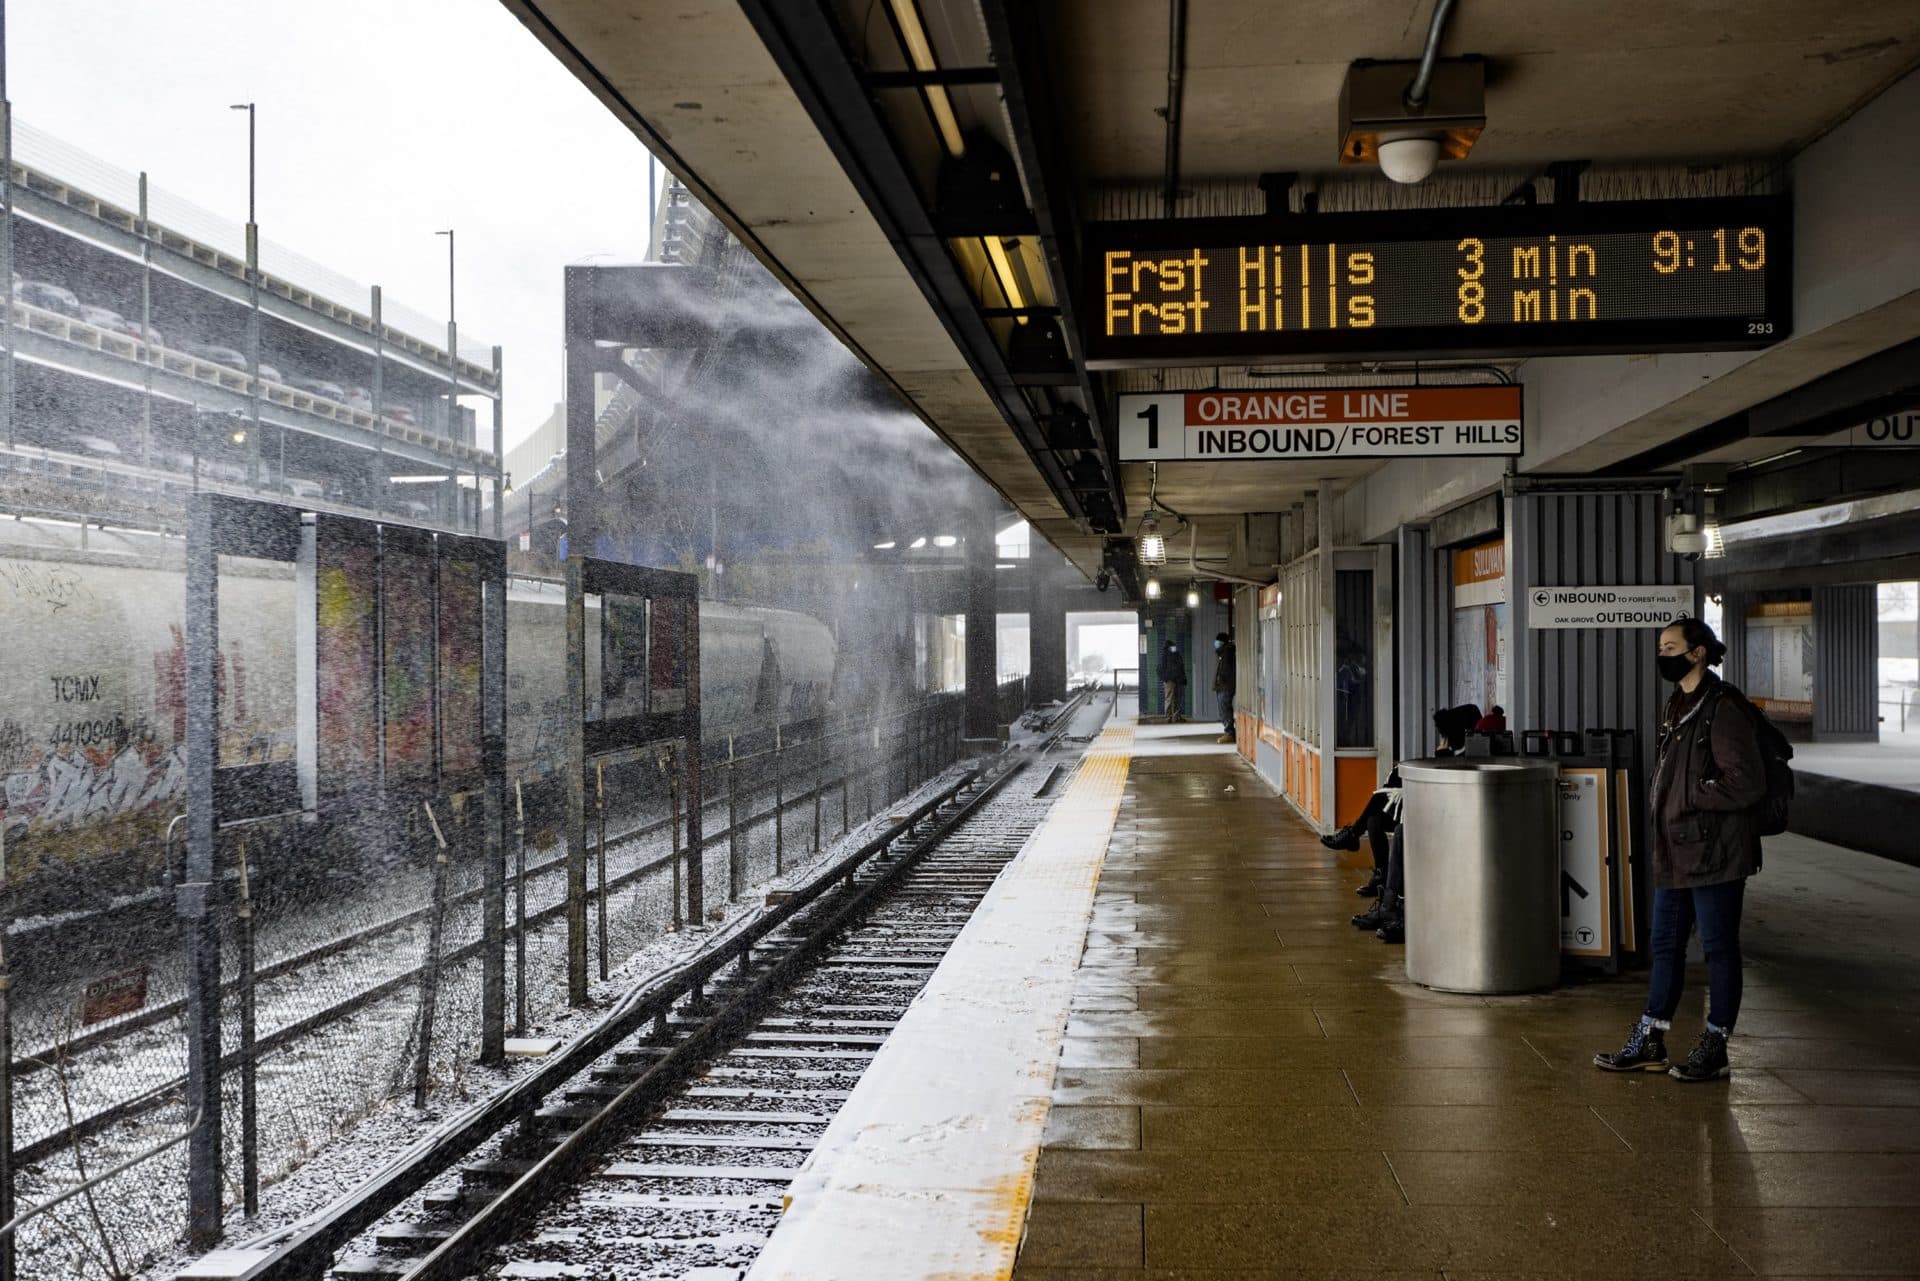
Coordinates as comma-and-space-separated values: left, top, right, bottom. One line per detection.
1558, 767, 1613, 959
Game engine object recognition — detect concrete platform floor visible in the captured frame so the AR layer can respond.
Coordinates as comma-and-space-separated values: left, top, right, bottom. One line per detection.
1013, 722, 1920, 1279
1794, 737, 1920, 793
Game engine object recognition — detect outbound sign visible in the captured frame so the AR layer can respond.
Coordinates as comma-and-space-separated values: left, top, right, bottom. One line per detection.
1116, 387, 1522, 462
1827, 408, 1919, 448
1527, 584, 1692, 629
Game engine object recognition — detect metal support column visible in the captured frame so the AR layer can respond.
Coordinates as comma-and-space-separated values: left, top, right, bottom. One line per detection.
181, 498, 224, 1249
563, 555, 589, 1006
964, 506, 997, 741
491, 346, 504, 539
478, 553, 508, 1063
370, 287, 387, 514
1028, 553, 1068, 706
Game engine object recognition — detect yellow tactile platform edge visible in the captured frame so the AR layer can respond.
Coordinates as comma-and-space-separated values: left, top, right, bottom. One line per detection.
746, 724, 1134, 1281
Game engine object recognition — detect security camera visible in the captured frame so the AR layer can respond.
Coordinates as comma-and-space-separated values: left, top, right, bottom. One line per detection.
1095, 568, 1112, 592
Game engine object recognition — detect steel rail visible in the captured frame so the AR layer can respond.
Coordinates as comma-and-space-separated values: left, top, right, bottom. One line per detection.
9, 704, 938, 1074
11, 711, 965, 1161
227, 758, 1010, 1281
395, 756, 1031, 1281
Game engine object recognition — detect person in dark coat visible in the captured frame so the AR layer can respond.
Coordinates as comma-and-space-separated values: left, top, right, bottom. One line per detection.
1159, 638, 1186, 722
1596, 617, 1767, 1082
1212, 632, 1237, 743
1351, 703, 1481, 943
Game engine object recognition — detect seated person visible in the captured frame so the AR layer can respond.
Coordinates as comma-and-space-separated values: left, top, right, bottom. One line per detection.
1347, 704, 1480, 943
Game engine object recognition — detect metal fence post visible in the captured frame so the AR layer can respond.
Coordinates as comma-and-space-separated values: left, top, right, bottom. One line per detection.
811, 731, 822, 855
1, 837, 14, 1281
413, 803, 452, 1108
774, 725, 785, 876
666, 748, 683, 931
237, 835, 258, 1217
595, 762, 609, 982
726, 737, 741, 902
513, 780, 527, 1037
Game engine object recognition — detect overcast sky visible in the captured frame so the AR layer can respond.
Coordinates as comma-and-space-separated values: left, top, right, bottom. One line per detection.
11, 0, 656, 449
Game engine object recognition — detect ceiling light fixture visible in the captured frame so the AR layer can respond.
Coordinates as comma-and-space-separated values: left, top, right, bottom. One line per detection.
1185, 583, 1201, 608
909, 536, 928, 549
873, 540, 897, 550
1144, 577, 1162, 600
888, 0, 966, 159
932, 534, 958, 547
983, 236, 1031, 324
1137, 509, 1167, 567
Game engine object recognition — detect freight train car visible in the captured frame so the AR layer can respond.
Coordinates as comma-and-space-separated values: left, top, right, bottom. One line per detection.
0, 534, 838, 915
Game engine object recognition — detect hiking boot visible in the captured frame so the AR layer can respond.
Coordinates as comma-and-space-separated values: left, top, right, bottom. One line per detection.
1355, 872, 1383, 898
1374, 916, 1405, 944
1669, 1029, 1731, 1082
1320, 824, 1362, 851
1215, 733, 1235, 744
1350, 899, 1389, 929
1593, 1018, 1669, 1073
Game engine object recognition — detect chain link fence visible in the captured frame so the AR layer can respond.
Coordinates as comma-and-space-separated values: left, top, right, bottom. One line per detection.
3, 688, 968, 1280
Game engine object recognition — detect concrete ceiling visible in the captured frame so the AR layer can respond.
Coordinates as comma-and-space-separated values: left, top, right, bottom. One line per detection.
503, 0, 1920, 585
1048, 0, 1920, 180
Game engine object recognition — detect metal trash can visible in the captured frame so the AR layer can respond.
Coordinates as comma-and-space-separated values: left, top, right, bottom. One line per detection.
1400, 758, 1561, 994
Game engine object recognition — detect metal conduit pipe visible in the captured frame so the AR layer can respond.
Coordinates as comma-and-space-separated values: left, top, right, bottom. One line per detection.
1404, 0, 1458, 108
1161, 0, 1186, 217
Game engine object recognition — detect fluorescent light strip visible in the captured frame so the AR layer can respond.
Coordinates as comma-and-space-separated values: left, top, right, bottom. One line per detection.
887, 0, 966, 158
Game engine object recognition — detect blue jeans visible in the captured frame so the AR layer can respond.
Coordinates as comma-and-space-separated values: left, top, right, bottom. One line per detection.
1216, 689, 1234, 736
1644, 880, 1747, 1031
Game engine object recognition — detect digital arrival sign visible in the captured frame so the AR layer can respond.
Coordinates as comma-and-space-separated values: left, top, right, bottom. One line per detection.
1083, 196, 1791, 366
1118, 386, 1523, 463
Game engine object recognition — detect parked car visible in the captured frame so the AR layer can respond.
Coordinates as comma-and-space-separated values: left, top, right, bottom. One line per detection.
289, 376, 348, 402
257, 362, 284, 385
79, 304, 136, 335
184, 342, 247, 370
123, 320, 167, 348
385, 406, 418, 427
71, 434, 124, 458
16, 280, 82, 317
286, 477, 324, 500
345, 387, 374, 412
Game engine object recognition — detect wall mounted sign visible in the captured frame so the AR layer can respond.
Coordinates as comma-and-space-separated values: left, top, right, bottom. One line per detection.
1558, 768, 1613, 959
1527, 584, 1693, 629
1117, 387, 1522, 462
1083, 196, 1790, 366
1825, 408, 1920, 448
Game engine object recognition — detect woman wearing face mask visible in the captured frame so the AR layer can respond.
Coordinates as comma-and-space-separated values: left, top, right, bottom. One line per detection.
1595, 617, 1767, 1083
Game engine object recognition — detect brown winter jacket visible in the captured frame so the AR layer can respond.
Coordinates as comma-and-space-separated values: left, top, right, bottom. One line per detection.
1649, 672, 1768, 890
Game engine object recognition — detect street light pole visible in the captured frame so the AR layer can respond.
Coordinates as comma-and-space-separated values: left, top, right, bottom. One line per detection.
230, 102, 263, 489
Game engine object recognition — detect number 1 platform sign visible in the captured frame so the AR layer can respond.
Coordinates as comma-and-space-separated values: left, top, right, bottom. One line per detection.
1118, 387, 1523, 462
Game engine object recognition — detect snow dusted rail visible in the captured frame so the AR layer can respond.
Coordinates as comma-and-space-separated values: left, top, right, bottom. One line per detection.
171, 694, 1090, 1281
8, 704, 953, 1168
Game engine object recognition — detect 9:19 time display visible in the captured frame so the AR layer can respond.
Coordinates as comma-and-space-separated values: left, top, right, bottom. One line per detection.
1653, 227, 1766, 274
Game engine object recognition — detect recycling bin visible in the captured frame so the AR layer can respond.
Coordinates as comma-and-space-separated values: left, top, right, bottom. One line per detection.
1399, 758, 1561, 994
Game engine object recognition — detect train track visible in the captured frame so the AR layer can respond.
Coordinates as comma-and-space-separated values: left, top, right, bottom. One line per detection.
215, 699, 1092, 1281
9, 708, 951, 1165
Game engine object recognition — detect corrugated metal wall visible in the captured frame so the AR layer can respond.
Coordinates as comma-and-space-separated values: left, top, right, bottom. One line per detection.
1395, 525, 1449, 763
1507, 489, 1693, 778
1720, 591, 1750, 689
1813, 584, 1880, 741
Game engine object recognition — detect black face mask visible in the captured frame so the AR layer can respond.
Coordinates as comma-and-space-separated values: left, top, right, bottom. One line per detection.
1656, 653, 1695, 683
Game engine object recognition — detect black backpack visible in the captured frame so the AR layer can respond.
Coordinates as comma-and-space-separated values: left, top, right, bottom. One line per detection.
1702, 685, 1795, 836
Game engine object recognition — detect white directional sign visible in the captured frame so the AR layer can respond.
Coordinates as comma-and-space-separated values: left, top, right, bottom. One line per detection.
1526, 584, 1692, 629
1825, 408, 1920, 448
1117, 387, 1523, 462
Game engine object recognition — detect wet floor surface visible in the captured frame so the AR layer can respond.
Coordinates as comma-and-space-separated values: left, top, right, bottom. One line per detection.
1013, 723, 1920, 1280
